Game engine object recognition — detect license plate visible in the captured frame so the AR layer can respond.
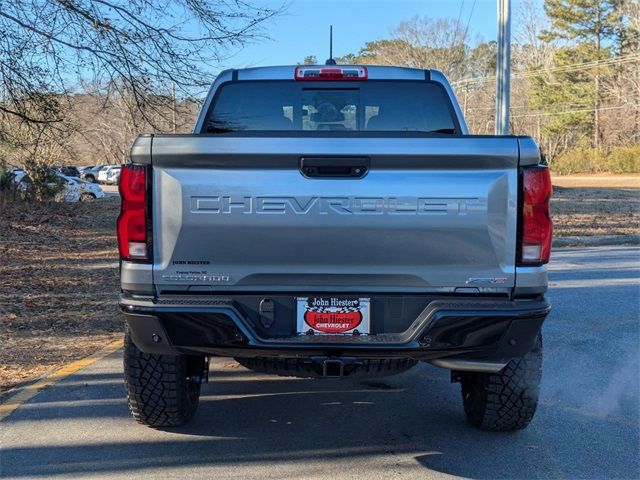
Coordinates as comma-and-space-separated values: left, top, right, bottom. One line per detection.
296, 297, 370, 335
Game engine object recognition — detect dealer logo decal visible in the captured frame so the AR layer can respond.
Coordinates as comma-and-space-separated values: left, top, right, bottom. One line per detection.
297, 297, 371, 335
304, 306, 363, 333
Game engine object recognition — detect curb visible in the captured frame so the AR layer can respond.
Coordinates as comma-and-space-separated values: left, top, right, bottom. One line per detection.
553, 235, 640, 247
0, 338, 124, 422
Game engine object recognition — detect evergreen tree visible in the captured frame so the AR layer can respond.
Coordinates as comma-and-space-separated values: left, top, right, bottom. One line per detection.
539, 0, 624, 147
530, 44, 599, 153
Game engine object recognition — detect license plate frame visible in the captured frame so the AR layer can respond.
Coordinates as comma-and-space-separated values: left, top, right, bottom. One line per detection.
296, 297, 370, 335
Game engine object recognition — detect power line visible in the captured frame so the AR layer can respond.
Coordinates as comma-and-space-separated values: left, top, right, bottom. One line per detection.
461, 0, 477, 46
511, 104, 639, 118
451, 0, 466, 51
453, 0, 476, 81
452, 53, 640, 86
514, 55, 640, 79
465, 91, 632, 111
456, 54, 639, 86
467, 99, 638, 113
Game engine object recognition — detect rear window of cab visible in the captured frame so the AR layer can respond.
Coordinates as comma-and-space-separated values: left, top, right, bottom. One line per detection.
204, 81, 459, 134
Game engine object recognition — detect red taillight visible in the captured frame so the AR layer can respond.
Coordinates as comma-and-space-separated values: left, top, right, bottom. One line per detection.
520, 166, 553, 265
295, 65, 368, 81
117, 164, 149, 261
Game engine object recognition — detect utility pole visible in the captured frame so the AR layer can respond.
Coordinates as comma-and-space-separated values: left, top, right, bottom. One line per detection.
463, 84, 468, 118
495, 0, 511, 135
593, 2, 601, 150
172, 82, 177, 134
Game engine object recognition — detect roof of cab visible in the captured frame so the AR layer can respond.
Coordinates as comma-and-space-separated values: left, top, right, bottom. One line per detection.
233, 65, 440, 82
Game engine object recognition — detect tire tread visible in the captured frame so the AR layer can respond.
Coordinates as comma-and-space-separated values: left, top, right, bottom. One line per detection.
123, 328, 201, 427
460, 335, 542, 431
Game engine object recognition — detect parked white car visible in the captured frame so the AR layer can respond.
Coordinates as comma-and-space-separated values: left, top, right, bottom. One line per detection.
66, 175, 106, 201
106, 166, 121, 185
98, 165, 121, 184
80, 165, 104, 183
97, 166, 112, 183
10, 168, 27, 185
12, 170, 105, 202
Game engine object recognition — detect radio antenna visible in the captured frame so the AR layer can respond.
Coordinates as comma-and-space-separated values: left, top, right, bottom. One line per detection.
326, 25, 336, 65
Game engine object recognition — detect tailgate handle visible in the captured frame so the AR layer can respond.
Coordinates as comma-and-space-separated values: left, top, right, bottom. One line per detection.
300, 156, 369, 178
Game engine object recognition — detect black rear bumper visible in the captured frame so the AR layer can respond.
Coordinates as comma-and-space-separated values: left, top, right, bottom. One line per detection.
121, 294, 549, 364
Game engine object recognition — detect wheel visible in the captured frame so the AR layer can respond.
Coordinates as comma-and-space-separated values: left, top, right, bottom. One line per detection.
235, 357, 417, 378
459, 335, 542, 431
79, 192, 95, 201
123, 326, 205, 427
85, 175, 95, 183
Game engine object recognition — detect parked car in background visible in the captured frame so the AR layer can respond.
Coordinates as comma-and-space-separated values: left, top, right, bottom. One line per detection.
98, 165, 120, 184
12, 170, 105, 201
8, 168, 26, 189
78, 166, 96, 175
8, 167, 25, 178
72, 176, 106, 201
54, 165, 81, 177
106, 166, 121, 185
80, 165, 104, 183
53, 174, 106, 201
98, 166, 112, 183
54, 174, 83, 202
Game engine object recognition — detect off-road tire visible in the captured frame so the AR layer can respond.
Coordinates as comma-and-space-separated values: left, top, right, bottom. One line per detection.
235, 357, 417, 378
123, 327, 205, 427
459, 335, 542, 432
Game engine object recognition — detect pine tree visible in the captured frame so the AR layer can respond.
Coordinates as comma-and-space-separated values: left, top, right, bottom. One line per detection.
530, 44, 598, 156
540, 0, 624, 148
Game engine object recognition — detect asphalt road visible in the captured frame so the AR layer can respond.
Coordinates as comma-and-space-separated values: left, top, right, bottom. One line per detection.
1, 247, 639, 479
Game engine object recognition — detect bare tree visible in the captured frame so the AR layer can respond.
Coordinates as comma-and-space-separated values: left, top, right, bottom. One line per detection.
514, 0, 557, 69
343, 16, 478, 81
1, 112, 72, 201
0, 0, 281, 129
67, 83, 200, 165
0, 0, 281, 198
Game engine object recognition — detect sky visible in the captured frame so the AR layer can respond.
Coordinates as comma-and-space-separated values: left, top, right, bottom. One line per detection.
220, 0, 533, 69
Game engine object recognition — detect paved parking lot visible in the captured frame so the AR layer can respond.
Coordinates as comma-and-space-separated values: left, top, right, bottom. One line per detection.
1, 247, 638, 479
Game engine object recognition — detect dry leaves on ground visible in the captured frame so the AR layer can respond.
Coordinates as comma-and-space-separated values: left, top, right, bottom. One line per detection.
0, 198, 122, 393
552, 187, 640, 237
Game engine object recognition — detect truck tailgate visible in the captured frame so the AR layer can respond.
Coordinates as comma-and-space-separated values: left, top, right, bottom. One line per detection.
150, 135, 519, 293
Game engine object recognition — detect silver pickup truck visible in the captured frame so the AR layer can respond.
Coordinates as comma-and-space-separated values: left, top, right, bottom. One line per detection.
118, 64, 552, 432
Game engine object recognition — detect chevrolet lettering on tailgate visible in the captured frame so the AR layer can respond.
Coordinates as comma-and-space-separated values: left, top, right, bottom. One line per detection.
191, 196, 480, 215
